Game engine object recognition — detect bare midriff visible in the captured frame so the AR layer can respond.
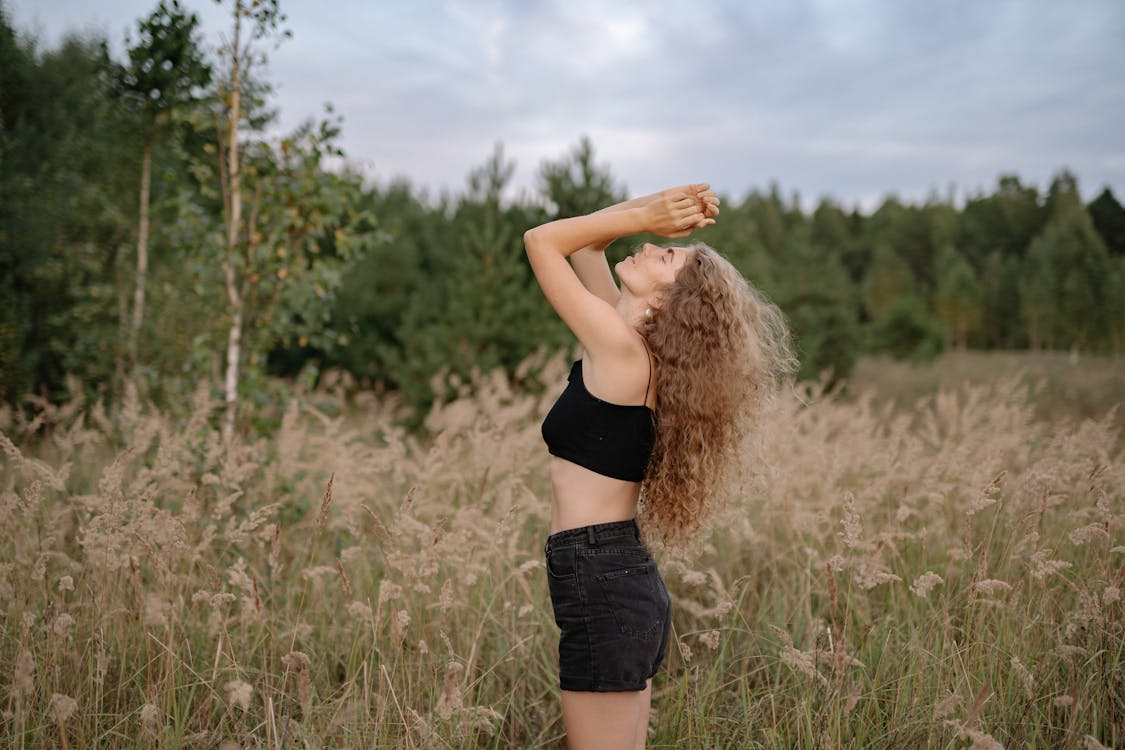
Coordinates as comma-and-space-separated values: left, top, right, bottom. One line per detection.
548, 456, 641, 534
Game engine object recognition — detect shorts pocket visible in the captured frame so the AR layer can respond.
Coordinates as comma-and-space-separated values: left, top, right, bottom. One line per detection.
590, 554, 666, 639
546, 544, 577, 580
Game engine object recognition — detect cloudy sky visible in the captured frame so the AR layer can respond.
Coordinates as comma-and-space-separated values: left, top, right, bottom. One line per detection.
8, 0, 1124, 209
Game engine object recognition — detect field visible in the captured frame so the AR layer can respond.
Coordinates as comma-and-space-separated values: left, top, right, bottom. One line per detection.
1, 350, 1122, 749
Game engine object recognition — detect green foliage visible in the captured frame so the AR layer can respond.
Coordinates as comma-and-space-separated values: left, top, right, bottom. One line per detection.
959, 175, 1046, 263
538, 135, 626, 219
1021, 205, 1113, 350
325, 180, 434, 385
809, 198, 854, 267
0, 20, 133, 401
115, 0, 212, 133
737, 184, 802, 261
861, 244, 916, 321
865, 197, 941, 290
1108, 256, 1125, 353
217, 0, 291, 44
242, 117, 374, 353
1045, 170, 1084, 220
775, 240, 859, 383
1088, 187, 1125, 256
979, 251, 1024, 349
366, 146, 567, 412
867, 295, 945, 362
932, 244, 982, 347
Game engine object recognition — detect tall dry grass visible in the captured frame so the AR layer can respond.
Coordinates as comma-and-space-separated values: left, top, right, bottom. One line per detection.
0, 354, 1122, 749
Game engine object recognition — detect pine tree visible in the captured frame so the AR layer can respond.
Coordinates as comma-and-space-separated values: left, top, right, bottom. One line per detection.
861, 244, 915, 321
538, 135, 625, 219
385, 146, 567, 413
776, 235, 859, 383
1021, 202, 1112, 350
1107, 257, 1125, 353
959, 175, 1045, 265
867, 296, 945, 362
1087, 187, 1125, 257
979, 251, 1023, 349
933, 245, 982, 348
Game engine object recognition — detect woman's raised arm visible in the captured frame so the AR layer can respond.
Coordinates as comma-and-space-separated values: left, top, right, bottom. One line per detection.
568, 186, 720, 305
524, 185, 715, 355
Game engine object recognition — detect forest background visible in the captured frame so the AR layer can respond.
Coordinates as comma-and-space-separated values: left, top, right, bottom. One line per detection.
2, 0, 1124, 431
2, 2, 1123, 748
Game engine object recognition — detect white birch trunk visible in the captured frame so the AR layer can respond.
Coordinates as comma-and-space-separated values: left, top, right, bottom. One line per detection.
129, 139, 152, 374
222, 266, 243, 446
221, 2, 244, 446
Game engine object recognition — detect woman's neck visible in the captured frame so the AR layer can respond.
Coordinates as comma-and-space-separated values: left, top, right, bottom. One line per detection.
615, 290, 649, 330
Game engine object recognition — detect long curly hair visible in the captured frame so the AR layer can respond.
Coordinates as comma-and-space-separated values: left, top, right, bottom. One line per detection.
638, 242, 796, 547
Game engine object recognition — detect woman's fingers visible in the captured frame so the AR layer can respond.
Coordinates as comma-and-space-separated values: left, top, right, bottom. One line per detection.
663, 183, 710, 201
681, 210, 705, 229
693, 188, 720, 220
645, 184, 717, 236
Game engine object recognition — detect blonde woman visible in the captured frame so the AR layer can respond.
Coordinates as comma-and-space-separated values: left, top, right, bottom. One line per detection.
525, 183, 794, 749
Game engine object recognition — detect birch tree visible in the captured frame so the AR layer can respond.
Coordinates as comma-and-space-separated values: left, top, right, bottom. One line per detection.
117, 0, 210, 377
207, 0, 370, 444
213, 0, 288, 444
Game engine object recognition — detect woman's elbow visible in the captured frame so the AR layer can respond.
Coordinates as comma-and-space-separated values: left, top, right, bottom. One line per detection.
523, 227, 542, 255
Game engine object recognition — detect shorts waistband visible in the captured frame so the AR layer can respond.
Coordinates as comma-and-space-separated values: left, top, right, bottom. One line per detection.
545, 518, 640, 553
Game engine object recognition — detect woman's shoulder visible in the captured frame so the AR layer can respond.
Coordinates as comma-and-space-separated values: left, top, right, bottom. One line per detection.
580, 337, 653, 407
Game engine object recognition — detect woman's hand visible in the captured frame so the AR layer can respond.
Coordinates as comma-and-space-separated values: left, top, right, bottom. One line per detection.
698, 188, 721, 221
644, 183, 720, 238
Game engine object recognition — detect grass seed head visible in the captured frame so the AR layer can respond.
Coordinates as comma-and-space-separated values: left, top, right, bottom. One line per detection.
13, 648, 35, 695
224, 679, 252, 712
49, 693, 78, 724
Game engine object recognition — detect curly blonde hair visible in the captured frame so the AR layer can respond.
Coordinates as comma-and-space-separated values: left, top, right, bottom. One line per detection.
638, 242, 796, 547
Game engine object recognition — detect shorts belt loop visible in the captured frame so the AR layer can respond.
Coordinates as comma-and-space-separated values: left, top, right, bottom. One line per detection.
586, 526, 597, 546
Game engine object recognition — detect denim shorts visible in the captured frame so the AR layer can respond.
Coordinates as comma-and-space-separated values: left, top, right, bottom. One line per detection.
544, 518, 672, 692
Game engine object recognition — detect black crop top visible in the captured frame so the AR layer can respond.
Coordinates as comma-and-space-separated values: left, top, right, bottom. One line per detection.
541, 360, 656, 482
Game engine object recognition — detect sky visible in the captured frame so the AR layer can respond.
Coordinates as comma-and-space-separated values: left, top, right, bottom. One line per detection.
7, 0, 1125, 210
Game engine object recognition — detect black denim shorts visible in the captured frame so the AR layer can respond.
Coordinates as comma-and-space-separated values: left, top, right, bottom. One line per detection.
544, 518, 672, 692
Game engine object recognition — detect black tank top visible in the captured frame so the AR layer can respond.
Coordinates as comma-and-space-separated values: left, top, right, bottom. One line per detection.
540, 360, 656, 482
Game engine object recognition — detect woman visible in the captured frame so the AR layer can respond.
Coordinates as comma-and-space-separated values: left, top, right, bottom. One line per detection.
525, 184, 794, 749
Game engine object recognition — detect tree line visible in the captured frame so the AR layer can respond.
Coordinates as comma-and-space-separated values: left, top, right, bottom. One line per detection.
2, 0, 1123, 432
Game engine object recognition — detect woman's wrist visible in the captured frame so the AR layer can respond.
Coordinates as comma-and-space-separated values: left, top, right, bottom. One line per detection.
526, 206, 647, 257
589, 205, 648, 243
596, 193, 655, 215
620, 205, 650, 236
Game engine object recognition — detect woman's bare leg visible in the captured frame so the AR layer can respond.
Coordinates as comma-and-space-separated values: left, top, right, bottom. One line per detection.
632, 679, 652, 750
561, 681, 651, 750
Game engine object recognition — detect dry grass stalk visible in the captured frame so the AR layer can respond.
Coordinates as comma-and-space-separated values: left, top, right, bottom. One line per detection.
0, 353, 1120, 747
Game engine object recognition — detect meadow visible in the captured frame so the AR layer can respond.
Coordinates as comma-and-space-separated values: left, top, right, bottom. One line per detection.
1, 351, 1122, 749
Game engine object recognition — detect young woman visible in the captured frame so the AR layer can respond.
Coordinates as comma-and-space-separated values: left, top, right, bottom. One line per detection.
525, 184, 794, 749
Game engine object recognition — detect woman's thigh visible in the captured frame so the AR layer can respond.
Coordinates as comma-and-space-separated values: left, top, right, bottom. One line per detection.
561, 680, 651, 750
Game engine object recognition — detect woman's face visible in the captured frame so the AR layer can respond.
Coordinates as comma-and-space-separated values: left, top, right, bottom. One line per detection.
616, 243, 693, 302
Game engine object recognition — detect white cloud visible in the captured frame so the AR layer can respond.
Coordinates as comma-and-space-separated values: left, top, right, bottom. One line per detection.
6, 0, 1124, 205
